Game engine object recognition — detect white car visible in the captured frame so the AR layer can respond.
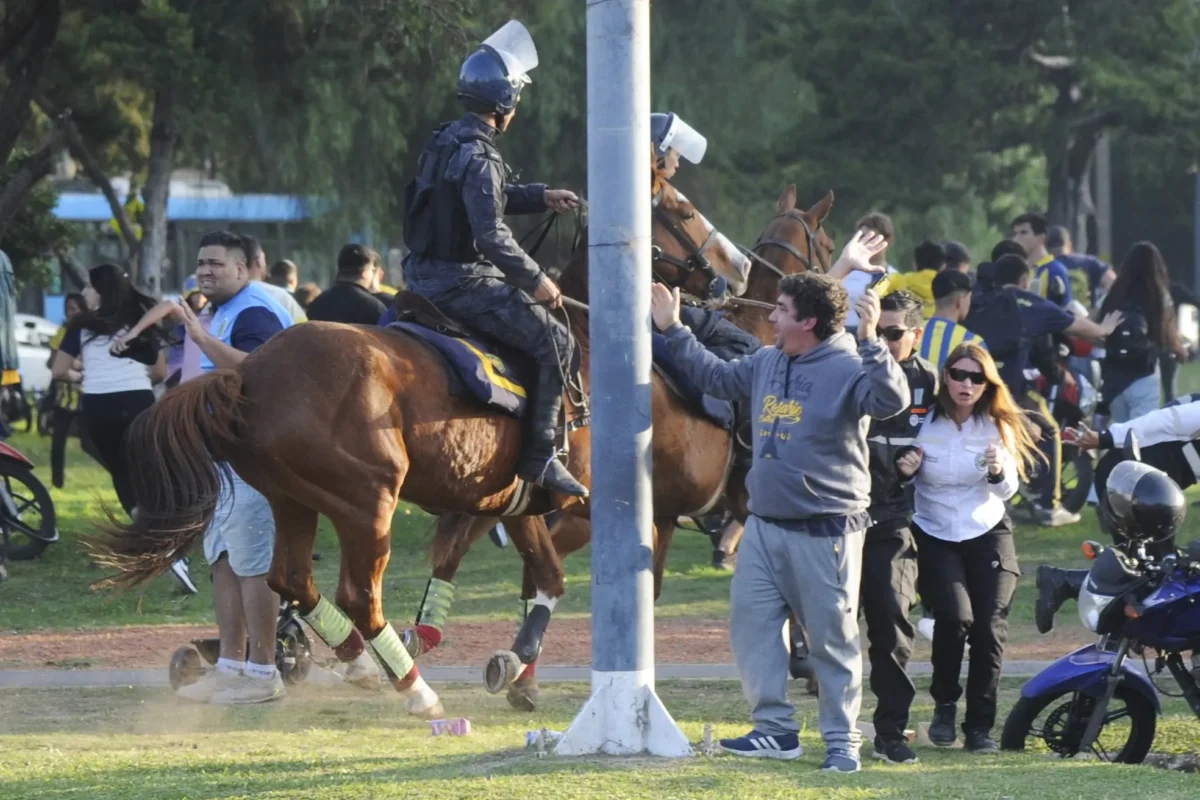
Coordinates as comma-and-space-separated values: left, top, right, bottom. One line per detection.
15, 313, 59, 348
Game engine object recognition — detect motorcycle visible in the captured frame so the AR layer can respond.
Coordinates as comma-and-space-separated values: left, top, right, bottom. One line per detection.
0, 433, 58, 578
1001, 457, 1200, 763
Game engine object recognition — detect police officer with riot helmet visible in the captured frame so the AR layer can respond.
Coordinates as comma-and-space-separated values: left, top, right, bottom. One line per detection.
402, 20, 587, 497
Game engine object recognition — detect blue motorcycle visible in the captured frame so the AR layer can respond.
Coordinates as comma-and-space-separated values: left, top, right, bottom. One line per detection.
1001, 459, 1200, 763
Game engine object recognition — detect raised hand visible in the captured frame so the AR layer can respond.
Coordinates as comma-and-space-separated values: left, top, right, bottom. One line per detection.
650, 283, 682, 331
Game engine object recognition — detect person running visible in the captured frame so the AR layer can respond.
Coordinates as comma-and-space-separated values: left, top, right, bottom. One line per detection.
897, 342, 1041, 753
50, 264, 166, 516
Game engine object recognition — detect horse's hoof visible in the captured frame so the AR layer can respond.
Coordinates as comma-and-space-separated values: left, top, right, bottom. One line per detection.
506, 678, 538, 712
400, 628, 425, 659
484, 650, 523, 694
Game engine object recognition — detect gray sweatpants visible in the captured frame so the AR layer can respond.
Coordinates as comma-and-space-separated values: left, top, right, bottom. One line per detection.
730, 515, 865, 755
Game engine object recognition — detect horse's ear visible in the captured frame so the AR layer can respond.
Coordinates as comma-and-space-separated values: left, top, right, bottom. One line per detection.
806, 190, 835, 224
776, 184, 797, 213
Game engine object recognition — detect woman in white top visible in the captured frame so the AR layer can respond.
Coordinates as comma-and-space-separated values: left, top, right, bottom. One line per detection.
51, 264, 166, 514
896, 341, 1040, 753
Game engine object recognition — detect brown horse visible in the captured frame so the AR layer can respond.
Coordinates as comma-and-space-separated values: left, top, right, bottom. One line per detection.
91, 168, 749, 719
408, 185, 838, 709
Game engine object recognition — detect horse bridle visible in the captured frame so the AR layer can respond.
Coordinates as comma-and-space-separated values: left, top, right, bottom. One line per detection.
650, 188, 726, 300
750, 209, 829, 274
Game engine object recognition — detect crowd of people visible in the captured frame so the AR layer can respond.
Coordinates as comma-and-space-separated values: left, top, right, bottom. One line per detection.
32, 15, 1200, 774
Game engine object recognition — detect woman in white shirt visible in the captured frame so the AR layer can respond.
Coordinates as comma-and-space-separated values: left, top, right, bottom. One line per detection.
51, 264, 166, 514
896, 342, 1040, 754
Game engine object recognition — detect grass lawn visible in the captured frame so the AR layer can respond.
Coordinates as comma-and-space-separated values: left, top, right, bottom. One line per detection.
0, 678, 1197, 800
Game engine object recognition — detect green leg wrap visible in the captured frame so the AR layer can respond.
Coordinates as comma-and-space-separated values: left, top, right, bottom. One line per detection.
369, 623, 416, 686
303, 596, 353, 646
415, 578, 455, 631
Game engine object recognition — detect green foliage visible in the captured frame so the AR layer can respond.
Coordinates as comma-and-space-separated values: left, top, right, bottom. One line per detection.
0, 153, 77, 287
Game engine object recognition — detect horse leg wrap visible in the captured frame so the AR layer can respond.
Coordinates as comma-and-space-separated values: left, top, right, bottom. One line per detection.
302, 596, 365, 662
413, 578, 455, 651
513, 604, 552, 664
368, 623, 419, 690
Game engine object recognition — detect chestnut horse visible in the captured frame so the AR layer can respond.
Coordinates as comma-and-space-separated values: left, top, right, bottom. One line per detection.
91, 168, 749, 719
409, 185, 837, 709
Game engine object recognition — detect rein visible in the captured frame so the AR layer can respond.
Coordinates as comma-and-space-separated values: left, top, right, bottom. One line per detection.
751, 209, 828, 274
650, 188, 724, 299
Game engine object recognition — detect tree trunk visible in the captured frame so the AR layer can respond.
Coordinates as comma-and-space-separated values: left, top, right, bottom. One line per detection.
0, 0, 60, 167
0, 128, 64, 239
138, 89, 180, 298
34, 93, 140, 257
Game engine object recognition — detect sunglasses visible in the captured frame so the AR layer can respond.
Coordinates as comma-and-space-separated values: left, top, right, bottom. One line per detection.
876, 327, 911, 342
947, 367, 987, 385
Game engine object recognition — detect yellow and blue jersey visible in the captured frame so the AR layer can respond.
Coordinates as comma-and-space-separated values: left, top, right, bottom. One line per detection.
919, 316, 987, 373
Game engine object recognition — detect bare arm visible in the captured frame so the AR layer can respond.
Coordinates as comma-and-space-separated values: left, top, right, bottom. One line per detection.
149, 349, 168, 384
112, 301, 182, 353
189, 326, 248, 369
50, 350, 81, 383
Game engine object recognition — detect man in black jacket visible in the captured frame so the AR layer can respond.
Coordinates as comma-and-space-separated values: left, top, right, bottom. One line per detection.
861, 290, 938, 765
307, 244, 388, 325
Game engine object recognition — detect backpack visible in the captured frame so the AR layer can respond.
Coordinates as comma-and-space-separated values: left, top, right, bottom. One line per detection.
1104, 305, 1157, 373
964, 288, 1023, 366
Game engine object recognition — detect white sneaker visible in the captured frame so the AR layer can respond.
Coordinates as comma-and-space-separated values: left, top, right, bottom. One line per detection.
211, 671, 286, 705
170, 558, 199, 594
1036, 506, 1081, 527
176, 669, 240, 703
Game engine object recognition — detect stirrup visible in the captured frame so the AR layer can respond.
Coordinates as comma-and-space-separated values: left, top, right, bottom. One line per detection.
526, 457, 588, 498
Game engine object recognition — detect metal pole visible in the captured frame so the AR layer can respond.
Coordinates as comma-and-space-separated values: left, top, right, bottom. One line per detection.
555, 0, 690, 757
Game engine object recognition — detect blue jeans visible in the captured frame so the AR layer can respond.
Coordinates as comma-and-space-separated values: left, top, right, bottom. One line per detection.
1108, 370, 1161, 423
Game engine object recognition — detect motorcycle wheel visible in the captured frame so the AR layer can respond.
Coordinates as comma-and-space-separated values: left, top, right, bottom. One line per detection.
1001, 683, 1156, 763
0, 461, 57, 561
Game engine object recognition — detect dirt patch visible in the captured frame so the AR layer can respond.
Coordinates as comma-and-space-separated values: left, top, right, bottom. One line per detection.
0, 617, 1092, 671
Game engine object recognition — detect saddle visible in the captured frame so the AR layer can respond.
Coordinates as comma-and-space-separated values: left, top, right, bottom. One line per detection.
389, 291, 733, 431
387, 292, 537, 418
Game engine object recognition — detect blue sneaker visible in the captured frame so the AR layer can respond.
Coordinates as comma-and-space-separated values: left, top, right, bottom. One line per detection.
718, 730, 801, 760
821, 749, 861, 773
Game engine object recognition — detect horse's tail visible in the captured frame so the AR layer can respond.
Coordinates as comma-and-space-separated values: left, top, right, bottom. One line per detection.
89, 370, 245, 590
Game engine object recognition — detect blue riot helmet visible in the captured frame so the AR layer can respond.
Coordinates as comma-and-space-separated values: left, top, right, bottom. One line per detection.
650, 112, 708, 165
457, 20, 539, 114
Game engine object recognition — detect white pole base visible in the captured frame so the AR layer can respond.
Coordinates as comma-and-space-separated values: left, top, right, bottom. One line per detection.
554, 669, 693, 757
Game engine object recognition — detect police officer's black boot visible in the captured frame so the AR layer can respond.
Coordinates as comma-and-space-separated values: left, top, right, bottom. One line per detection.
1035, 565, 1088, 634
519, 365, 588, 497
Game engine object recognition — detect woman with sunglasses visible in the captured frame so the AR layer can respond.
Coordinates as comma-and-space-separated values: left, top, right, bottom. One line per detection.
896, 342, 1040, 753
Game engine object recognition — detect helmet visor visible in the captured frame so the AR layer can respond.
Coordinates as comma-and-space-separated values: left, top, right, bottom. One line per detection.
662, 115, 707, 165
482, 20, 539, 85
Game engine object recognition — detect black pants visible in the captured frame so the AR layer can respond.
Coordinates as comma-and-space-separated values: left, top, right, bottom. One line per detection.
50, 407, 104, 489
82, 390, 155, 514
915, 523, 1020, 733
861, 523, 919, 742
1161, 352, 1179, 404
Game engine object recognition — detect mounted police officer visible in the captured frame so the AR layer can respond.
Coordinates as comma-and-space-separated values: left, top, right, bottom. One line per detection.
402, 20, 587, 497
651, 112, 759, 363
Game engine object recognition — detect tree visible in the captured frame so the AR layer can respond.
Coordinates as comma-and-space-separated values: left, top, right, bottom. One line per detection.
0, 153, 77, 287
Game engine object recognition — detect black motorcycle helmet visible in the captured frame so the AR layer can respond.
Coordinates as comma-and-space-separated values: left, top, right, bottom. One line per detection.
457, 20, 538, 115
1104, 460, 1186, 547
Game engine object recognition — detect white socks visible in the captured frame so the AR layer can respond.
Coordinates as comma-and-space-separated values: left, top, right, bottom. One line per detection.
216, 658, 245, 675
244, 661, 278, 681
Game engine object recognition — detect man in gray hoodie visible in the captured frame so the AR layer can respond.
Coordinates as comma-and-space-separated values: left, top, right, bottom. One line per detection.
650, 234, 909, 772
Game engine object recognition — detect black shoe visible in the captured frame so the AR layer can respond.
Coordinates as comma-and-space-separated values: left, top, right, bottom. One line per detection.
963, 729, 999, 754
928, 703, 957, 747
529, 458, 588, 497
872, 738, 919, 765
1035, 565, 1088, 634
712, 549, 736, 571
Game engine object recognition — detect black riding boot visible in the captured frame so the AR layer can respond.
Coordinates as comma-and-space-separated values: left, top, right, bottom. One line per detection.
1035, 565, 1088, 634
518, 364, 588, 497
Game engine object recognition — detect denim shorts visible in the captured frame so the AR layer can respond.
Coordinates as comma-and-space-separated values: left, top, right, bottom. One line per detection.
1108, 370, 1161, 424
202, 466, 276, 577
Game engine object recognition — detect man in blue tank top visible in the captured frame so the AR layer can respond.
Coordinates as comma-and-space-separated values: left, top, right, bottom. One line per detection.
175, 230, 294, 706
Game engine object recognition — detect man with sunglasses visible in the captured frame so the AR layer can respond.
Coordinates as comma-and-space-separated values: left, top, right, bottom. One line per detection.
860, 291, 939, 765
